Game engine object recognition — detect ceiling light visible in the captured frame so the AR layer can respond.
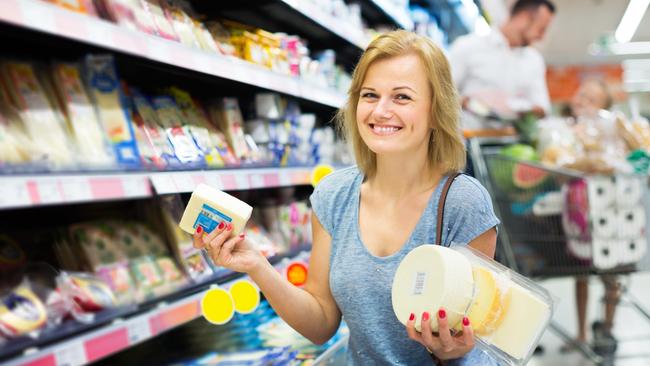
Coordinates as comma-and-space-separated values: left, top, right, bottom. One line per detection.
615, 0, 650, 43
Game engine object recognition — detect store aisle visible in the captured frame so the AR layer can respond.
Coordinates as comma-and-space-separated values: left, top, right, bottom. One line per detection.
529, 272, 650, 366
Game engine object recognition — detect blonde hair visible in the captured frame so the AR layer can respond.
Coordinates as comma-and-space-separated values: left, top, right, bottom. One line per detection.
336, 30, 466, 178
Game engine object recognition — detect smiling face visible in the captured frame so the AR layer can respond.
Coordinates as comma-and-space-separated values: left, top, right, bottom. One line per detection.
356, 53, 433, 158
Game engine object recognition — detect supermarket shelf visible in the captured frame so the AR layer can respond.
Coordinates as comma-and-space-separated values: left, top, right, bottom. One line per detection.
0, 167, 313, 210
365, 0, 414, 30
280, 0, 369, 50
3, 250, 310, 366
0, 0, 346, 109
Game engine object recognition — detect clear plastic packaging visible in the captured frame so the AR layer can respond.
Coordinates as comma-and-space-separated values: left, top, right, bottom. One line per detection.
392, 244, 554, 365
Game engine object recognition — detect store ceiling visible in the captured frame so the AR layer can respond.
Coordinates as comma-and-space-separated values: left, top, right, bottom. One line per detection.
536, 0, 650, 66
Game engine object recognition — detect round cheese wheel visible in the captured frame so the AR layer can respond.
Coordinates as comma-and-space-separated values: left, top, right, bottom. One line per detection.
229, 280, 260, 314
201, 286, 235, 325
392, 245, 474, 332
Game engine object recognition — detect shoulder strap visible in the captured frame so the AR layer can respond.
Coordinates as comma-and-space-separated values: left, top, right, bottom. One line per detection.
435, 172, 462, 246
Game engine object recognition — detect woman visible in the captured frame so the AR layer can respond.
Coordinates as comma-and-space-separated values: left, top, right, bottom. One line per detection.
194, 30, 500, 365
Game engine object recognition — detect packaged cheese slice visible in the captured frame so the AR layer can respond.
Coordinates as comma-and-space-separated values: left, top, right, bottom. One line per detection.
51, 62, 115, 168
0, 61, 75, 168
84, 54, 141, 168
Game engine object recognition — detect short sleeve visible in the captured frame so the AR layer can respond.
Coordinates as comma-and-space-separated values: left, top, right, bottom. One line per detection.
309, 181, 334, 235
442, 175, 500, 246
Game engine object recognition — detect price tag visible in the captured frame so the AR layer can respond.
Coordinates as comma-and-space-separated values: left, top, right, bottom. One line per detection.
150, 174, 177, 195
55, 341, 87, 366
172, 174, 196, 193
204, 173, 223, 190
279, 171, 292, 186
0, 179, 30, 208
234, 173, 249, 190
61, 177, 92, 202
249, 174, 264, 188
127, 318, 152, 344
122, 176, 150, 197
37, 178, 64, 204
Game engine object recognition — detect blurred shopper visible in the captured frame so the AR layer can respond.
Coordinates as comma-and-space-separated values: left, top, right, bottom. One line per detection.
448, 0, 555, 127
563, 79, 620, 353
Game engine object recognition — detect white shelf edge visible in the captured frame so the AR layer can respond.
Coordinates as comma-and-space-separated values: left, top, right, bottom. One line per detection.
0, 0, 346, 109
281, 0, 369, 49
371, 0, 413, 30
0, 167, 313, 209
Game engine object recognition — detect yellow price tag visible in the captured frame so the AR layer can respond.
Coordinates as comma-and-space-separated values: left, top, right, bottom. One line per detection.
229, 280, 260, 314
200, 286, 235, 325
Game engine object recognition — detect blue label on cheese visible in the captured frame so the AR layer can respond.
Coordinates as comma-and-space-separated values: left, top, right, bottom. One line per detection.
193, 204, 233, 233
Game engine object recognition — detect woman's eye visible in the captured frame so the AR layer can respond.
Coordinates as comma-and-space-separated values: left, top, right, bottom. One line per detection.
361, 92, 377, 98
395, 94, 412, 101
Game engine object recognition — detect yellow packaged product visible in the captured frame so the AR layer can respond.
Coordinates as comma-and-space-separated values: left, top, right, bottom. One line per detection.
208, 98, 250, 160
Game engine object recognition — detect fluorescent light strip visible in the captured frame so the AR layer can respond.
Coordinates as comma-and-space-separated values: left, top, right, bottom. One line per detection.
615, 0, 650, 43
610, 41, 650, 54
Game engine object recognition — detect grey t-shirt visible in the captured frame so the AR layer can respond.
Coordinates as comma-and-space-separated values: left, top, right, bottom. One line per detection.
310, 166, 501, 365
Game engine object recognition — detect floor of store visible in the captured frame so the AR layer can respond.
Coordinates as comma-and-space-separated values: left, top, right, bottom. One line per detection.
529, 272, 650, 366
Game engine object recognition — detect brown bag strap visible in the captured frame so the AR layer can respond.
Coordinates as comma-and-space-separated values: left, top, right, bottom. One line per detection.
435, 172, 461, 246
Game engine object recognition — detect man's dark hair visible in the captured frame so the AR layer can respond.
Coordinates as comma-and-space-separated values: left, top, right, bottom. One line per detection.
511, 0, 556, 15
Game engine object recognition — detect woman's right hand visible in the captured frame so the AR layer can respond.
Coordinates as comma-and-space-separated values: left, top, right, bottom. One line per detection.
192, 222, 265, 274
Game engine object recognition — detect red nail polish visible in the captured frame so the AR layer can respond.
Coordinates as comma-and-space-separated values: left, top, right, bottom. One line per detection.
422, 312, 429, 321
239, 233, 246, 239
409, 313, 415, 321
218, 222, 225, 230
227, 223, 233, 231
463, 317, 470, 326
196, 226, 203, 234
438, 309, 446, 319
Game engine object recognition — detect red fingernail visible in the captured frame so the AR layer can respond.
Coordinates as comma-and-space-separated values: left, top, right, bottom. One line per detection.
463, 316, 470, 326
239, 233, 246, 239
438, 309, 446, 319
218, 222, 225, 230
196, 226, 203, 234
409, 313, 415, 321
227, 223, 233, 231
422, 312, 429, 321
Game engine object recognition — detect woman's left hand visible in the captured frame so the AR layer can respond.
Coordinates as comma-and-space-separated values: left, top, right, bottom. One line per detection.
406, 307, 475, 360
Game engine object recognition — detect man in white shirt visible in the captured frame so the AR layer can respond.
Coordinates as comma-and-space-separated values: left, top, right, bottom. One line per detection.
449, 0, 555, 127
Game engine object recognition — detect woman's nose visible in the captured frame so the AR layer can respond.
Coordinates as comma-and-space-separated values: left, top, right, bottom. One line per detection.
372, 97, 393, 120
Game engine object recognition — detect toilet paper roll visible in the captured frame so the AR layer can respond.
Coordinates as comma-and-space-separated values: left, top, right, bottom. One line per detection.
587, 177, 615, 210
618, 238, 647, 265
592, 209, 617, 238
592, 239, 619, 270
615, 177, 643, 208
616, 207, 646, 239
567, 239, 592, 261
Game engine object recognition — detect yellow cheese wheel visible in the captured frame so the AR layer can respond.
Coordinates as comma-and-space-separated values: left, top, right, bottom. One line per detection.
461, 266, 510, 335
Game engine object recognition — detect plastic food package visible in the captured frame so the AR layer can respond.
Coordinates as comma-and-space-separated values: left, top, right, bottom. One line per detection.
48, 0, 98, 15
51, 62, 116, 168
142, 0, 179, 40
152, 95, 204, 165
0, 282, 48, 338
0, 61, 75, 167
392, 245, 554, 365
56, 271, 116, 323
209, 98, 250, 161
84, 55, 141, 168
128, 88, 177, 167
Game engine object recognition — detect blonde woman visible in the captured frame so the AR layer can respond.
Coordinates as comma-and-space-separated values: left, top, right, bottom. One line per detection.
194, 30, 500, 365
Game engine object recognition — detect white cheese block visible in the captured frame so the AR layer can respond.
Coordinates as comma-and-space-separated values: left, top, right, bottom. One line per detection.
392, 245, 474, 332
484, 282, 551, 359
179, 184, 253, 237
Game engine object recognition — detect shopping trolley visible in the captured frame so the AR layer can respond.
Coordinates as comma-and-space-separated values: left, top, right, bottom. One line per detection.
468, 136, 650, 365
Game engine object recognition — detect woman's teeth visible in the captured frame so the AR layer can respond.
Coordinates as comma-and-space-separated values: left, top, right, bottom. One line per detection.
371, 124, 401, 133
